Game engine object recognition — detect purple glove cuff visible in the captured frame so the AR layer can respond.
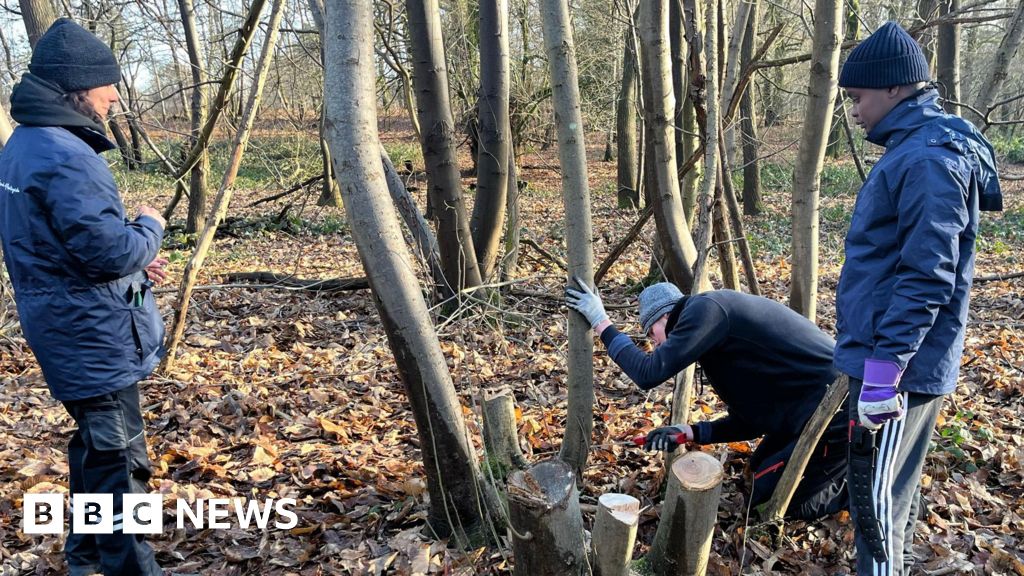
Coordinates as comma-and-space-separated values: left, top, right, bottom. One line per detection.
864, 358, 902, 386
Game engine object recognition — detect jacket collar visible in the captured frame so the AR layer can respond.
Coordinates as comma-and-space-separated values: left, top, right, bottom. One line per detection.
866, 88, 943, 149
9, 73, 116, 153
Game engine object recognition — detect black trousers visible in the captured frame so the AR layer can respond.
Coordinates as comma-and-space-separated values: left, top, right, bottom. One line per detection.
62, 383, 162, 576
749, 413, 850, 521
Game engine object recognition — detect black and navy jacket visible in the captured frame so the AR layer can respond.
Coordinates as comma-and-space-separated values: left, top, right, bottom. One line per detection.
600, 290, 839, 451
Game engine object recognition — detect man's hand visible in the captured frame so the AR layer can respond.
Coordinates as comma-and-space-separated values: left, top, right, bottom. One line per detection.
144, 257, 169, 285
858, 359, 905, 430
565, 276, 609, 328
644, 424, 693, 452
137, 205, 166, 230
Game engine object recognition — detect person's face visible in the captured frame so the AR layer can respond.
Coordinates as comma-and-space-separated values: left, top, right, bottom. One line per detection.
845, 86, 900, 133
83, 84, 118, 120
648, 315, 669, 348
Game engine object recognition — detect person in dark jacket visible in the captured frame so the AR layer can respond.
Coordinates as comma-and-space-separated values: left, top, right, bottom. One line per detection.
0, 19, 166, 576
836, 22, 1001, 576
566, 281, 848, 521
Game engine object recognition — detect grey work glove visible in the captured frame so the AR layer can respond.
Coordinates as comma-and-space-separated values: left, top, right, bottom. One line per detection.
644, 425, 693, 452
565, 276, 609, 328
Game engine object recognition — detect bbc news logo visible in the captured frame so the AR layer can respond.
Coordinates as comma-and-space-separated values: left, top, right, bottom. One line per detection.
23, 494, 298, 534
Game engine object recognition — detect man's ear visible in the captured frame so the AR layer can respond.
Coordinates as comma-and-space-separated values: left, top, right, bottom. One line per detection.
886, 86, 902, 100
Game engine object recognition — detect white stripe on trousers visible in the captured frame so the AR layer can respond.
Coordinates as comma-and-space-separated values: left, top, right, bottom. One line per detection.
872, 393, 908, 576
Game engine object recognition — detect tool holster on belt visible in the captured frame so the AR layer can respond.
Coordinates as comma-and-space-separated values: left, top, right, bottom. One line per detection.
849, 420, 888, 563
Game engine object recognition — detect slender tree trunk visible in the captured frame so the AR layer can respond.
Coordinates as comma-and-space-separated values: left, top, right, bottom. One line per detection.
681, 0, 706, 226
916, 0, 939, 68
406, 0, 483, 298
500, 140, 522, 283
690, 0, 719, 295
789, 0, 842, 322
739, 0, 762, 215
616, 26, 640, 209
936, 0, 961, 115
470, 0, 511, 281
323, 0, 502, 543
640, 0, 699, 292
179, 0, 210, 234
17, 0, 56, 48
540, 0, 596, 481
972, 0, 1024, 126
721, 0, 754, 165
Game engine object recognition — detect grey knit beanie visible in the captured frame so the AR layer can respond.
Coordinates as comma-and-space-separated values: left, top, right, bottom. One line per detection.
839, 22, 929, 89
29, 18, 121, 92
638, 282, 683, 334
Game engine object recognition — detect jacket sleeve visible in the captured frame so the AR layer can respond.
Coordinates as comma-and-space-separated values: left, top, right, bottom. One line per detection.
873, 156, 970, 369
693, 415, 763, 444
599, 296, 729, 390
41, 154, 162, 282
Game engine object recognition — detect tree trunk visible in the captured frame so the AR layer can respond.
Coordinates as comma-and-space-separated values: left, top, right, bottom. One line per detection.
972, 0, 1024, 127
647, 451, 725, 576
936, 0, 961, 115
179, 0, 210, 234
500, 141, 522, 283
713, 175, 739, 290
721, 0, 755, 165
481, 387, 529, 476
470, 0, 511, 281
508, 459, 588, 576
17, 0, 56, 48
540, 0, 597, 481
677, 0, 702, 226
639, 0, 699, 292
323, 0, 502, 544
690, 0, 719, 295
916, 0, 939, 68
164, 0, 285, 370
788, 0, 842, 322
592, 493, 640, 576
718, 135, 761, 295
406, 0, 483, 298
382, 149, 445, 292
616, 25, 640, 209
739, 0, 762, 216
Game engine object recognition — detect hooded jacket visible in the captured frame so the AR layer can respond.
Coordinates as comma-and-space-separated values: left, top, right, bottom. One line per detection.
0, 73, 165, 401
835, 89, 1001, 395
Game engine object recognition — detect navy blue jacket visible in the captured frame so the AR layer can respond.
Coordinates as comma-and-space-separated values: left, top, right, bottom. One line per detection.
600, 290, 839, 448
0, 74, 165, 401
835, 89, 1001, 395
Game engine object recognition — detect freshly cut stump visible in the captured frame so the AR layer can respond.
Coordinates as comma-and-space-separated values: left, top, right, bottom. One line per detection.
508, 458, 588, 576
592, 493, 640, 576
648, 451, 724, 576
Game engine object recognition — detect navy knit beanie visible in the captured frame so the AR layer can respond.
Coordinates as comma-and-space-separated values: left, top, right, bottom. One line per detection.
839, 21, 929, 88
28, 18, 120, 92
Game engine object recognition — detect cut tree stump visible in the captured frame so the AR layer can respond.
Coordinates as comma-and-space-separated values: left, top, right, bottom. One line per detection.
592, 493, 640, 576
508, 458, 589, 576
481, 387, 529, 476
648, 451, 724, 576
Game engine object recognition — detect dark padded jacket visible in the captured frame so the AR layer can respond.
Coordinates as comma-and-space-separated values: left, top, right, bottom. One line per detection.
0, 73, 165, 400
835, 89, 1001, 395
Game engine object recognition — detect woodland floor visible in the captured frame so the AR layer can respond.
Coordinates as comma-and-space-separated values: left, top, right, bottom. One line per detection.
1, 118, 1022, 575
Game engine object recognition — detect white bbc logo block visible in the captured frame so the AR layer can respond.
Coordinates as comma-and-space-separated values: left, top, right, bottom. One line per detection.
72, 494, 113, 534
23, 493, 64, 534
122, 494, 163, 534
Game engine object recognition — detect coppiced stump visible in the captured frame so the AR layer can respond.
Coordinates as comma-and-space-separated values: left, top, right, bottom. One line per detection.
508, 459, 589, 576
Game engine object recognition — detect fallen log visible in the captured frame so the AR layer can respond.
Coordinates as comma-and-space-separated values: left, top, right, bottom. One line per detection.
508, 458, 589, 576
592, 493, 640, 576
647, 451, 724, 576
220, 272, 369, 293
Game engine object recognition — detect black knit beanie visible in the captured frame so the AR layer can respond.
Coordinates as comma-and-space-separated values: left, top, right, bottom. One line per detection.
28, 18, 120, 93
839, 21, 929, 89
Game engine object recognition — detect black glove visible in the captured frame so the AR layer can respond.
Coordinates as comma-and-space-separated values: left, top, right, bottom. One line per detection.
644, 425, 693, 452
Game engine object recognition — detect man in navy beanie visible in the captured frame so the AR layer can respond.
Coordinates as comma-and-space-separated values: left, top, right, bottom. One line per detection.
837, 21, 1001, 575
0, 18, 166, 576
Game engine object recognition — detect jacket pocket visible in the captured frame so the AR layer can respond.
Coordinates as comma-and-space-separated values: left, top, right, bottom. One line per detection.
129, 287, 163, 360
84, 408, 128, 452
